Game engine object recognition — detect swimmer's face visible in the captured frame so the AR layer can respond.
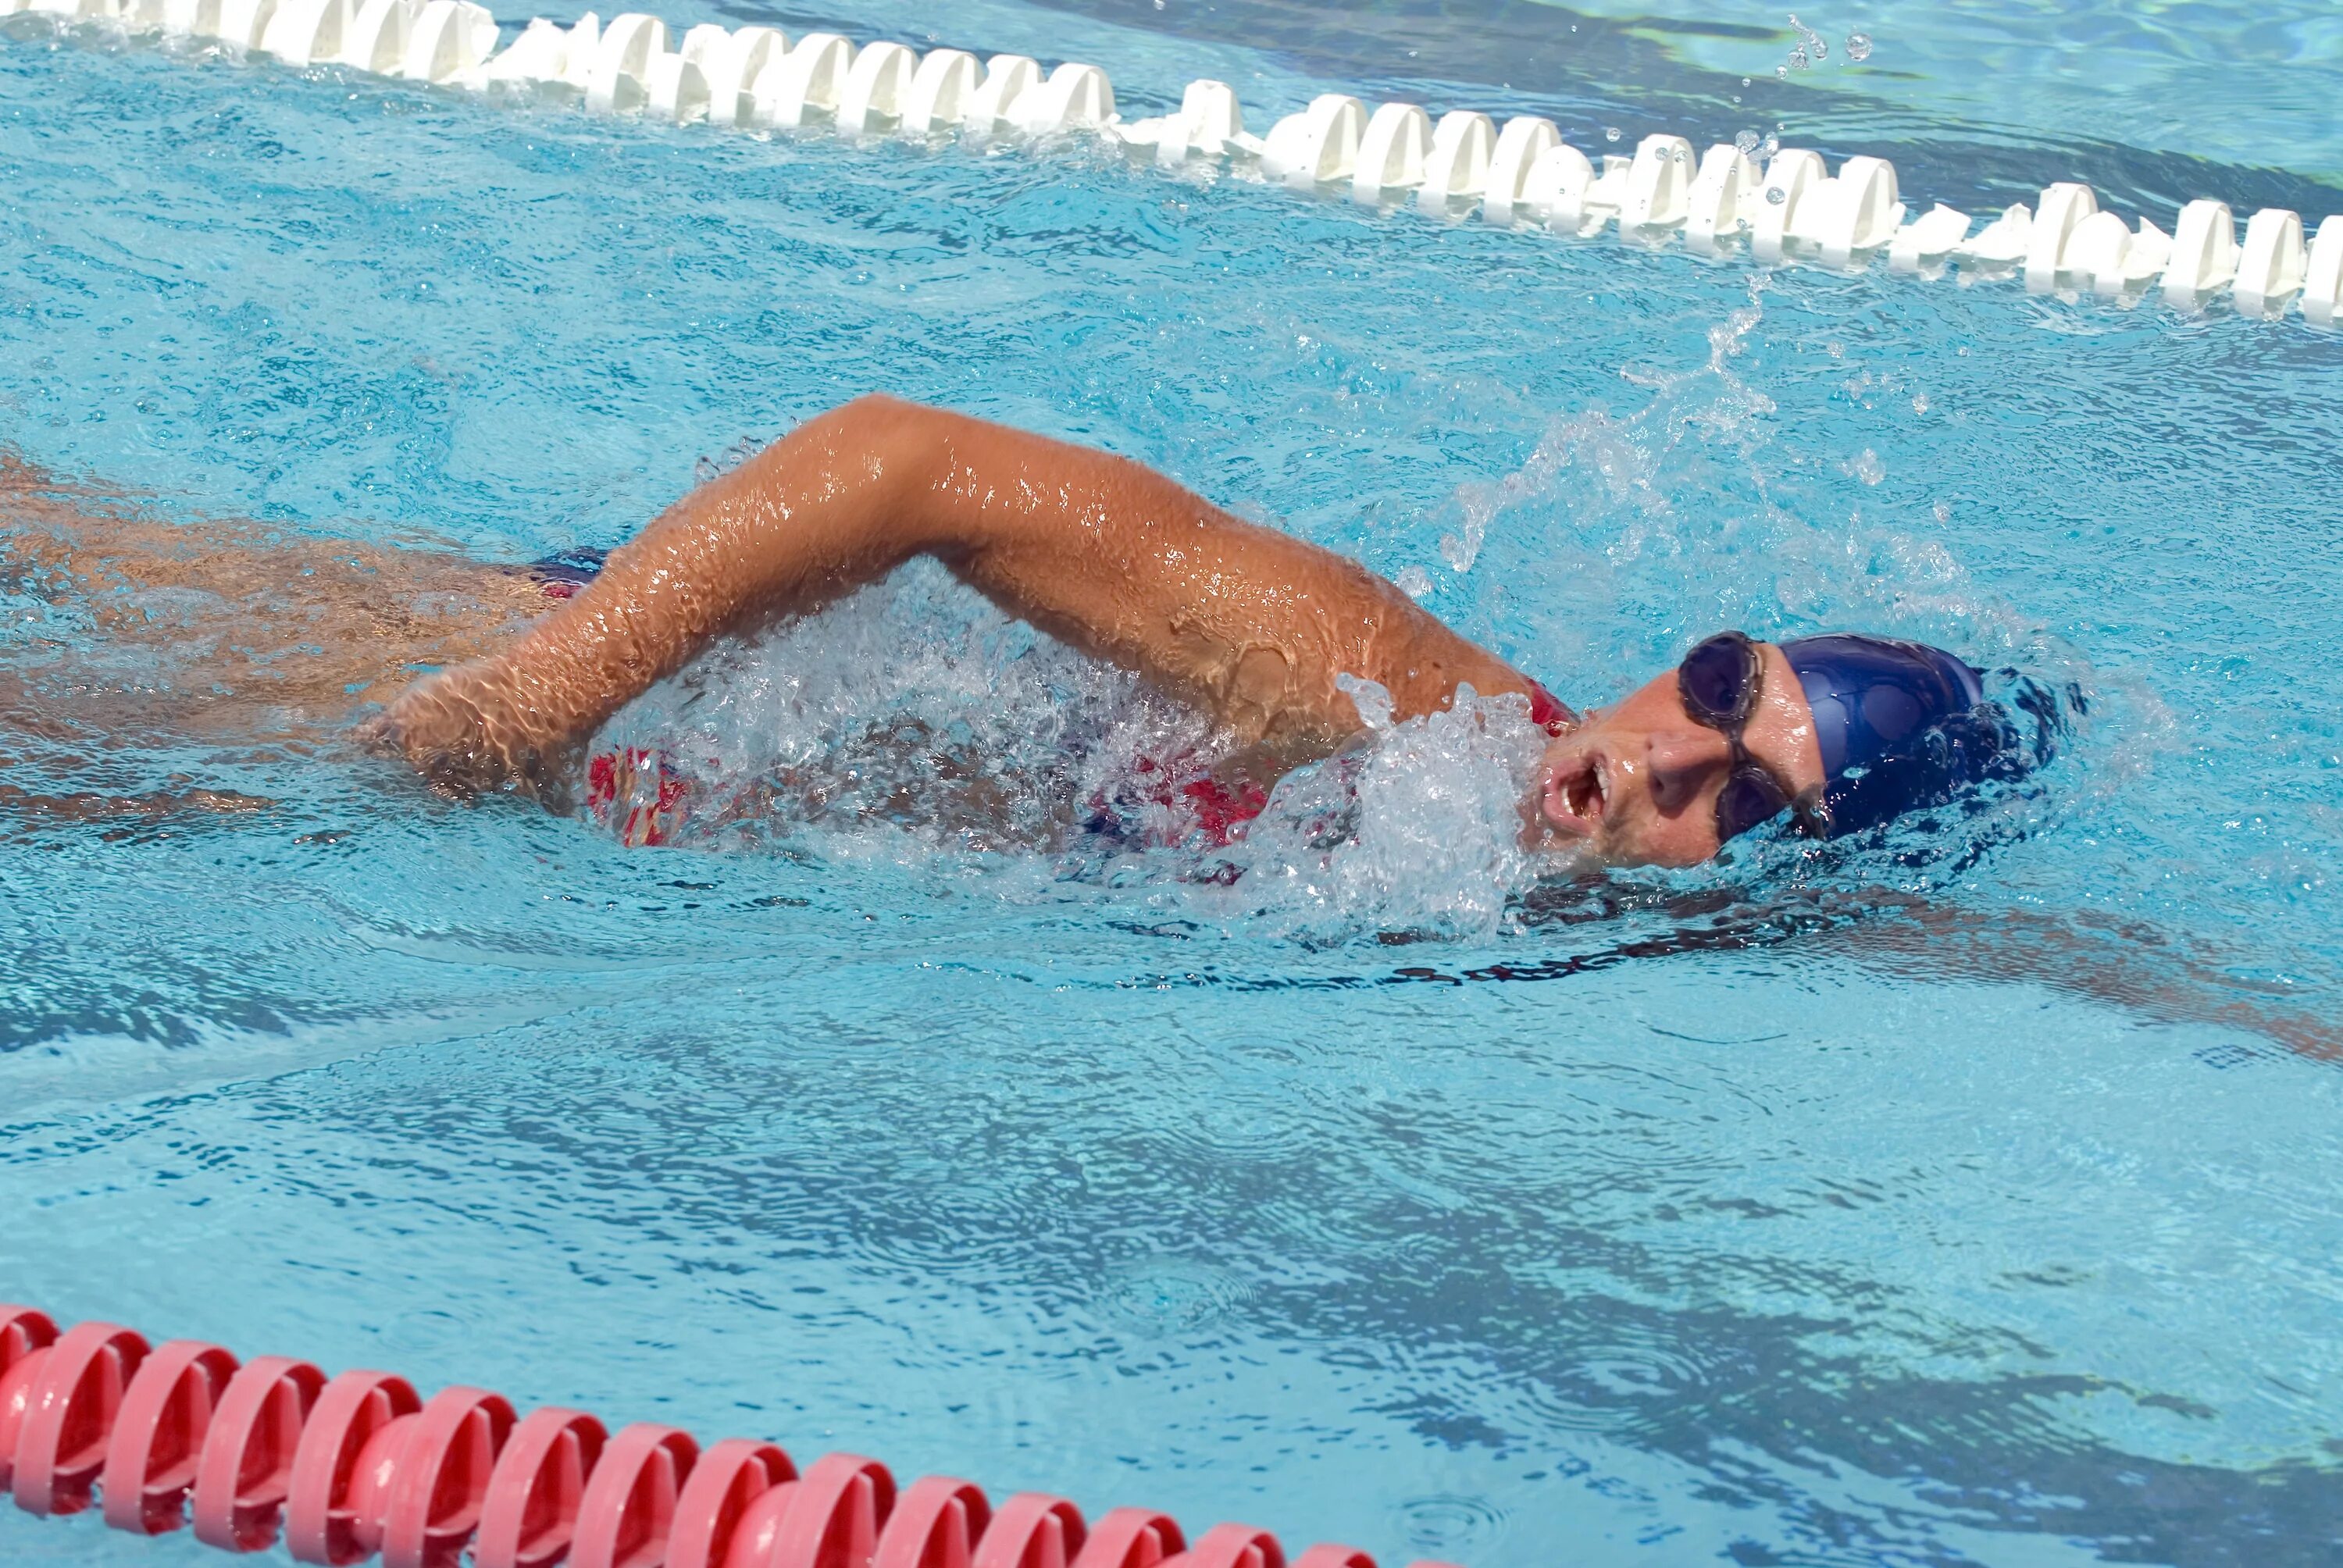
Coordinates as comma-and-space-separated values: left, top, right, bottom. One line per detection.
1529, 640, 1827, 867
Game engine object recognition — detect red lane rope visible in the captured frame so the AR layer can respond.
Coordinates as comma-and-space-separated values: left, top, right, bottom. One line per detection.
0, 1305, 1465, 1568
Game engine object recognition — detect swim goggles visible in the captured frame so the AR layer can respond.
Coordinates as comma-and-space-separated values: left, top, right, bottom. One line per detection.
1676, 631, 1833, 843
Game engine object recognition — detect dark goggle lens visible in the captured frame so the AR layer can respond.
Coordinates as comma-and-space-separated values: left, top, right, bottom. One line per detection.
1678, 634, 1755, 725
1715, 767, 1792, 843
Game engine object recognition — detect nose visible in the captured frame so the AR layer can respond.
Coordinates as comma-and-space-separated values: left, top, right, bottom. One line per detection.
1642, 729, 1731, 816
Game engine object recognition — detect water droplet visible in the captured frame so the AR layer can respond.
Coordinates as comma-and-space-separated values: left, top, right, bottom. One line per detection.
1393, 1495, 1507, 1555
1099, 1260, 1251, 1338
1766, 185, 1787, 205
1734, 129, 1758, 155
1846, 31, 1872, 61
1604, 125, 1622, 142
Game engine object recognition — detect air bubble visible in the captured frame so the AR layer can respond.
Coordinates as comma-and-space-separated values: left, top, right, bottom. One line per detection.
1734, 129, 1758, 155
1781, 12, 1827, 72
1766, 186, 1786, 205
1846, 31, 1872, 61
1760, 133, 1780, 158
1603, 125, 1622, 143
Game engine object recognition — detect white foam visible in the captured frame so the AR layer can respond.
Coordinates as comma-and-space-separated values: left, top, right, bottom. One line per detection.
583, 562, 1558, 938
1206, 677, 1548, 942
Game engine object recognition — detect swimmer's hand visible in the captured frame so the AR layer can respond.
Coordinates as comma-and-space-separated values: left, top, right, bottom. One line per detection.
363, 657, 578, 805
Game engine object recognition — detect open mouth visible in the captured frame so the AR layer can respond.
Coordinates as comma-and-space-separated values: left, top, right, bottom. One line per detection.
1542, 752, 1609, 837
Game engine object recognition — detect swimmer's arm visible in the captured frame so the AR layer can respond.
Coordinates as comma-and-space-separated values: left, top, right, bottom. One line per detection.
380, 394, 1538, 793
1832, 892, 2341, 1063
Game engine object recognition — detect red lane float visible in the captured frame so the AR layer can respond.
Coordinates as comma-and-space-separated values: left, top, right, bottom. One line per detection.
0, 1304, 1465, 1568
475, 1406, 606, 1568
193, 1354, 327, 1552
102, 1338, 241, 1534
11, 1318, 152, 1516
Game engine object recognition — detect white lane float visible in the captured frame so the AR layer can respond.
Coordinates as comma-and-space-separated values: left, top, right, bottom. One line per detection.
6, 0, 2338, 327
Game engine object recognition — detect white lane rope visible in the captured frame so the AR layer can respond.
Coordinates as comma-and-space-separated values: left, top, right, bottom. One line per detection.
6, 0, 2341, 326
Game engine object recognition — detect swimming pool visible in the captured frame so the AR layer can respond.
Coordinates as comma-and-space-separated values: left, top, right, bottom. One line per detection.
3, 0, 2341, 1563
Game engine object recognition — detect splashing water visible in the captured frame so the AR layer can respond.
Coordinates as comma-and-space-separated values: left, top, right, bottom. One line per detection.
591, 562, 1221, 861
583, 278, 2097, 939
585, 564, 1557, 940
1209, 677, 1548, 943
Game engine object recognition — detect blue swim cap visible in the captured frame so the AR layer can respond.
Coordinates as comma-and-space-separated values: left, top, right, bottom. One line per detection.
1781, 633, 2012, 837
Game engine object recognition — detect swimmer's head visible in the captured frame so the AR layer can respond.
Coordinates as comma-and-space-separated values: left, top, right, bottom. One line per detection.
1532, 630, 2031, 866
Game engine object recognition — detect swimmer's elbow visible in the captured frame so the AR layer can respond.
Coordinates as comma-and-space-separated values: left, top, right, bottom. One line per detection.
833, 390, 924, 426
811, 394, 958, 490
826, 391, 953, 452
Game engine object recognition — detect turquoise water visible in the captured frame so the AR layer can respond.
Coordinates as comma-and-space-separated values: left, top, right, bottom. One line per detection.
3, 5, 2341, 1566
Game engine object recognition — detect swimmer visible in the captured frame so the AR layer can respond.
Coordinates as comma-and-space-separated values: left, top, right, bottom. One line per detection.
2, 399, 2030, 863
21, 428, 2343, 1061
359, 395, 2031, 866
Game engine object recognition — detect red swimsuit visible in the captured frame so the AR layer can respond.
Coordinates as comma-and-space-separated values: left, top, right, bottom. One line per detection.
587, 680, 1574, 850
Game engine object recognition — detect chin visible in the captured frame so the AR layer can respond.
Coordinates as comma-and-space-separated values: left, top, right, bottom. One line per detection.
1591, 829, 1714, 870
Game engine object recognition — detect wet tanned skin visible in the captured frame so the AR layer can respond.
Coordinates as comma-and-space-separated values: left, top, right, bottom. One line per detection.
376, 394, 1831, 866
376, 394, 1539, 797
1532, 643, 1827, 868
0, 454, 550, 743
5, 400, 1828, 868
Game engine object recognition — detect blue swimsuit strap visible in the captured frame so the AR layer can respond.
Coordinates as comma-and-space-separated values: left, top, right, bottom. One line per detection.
526, 546, 609, 586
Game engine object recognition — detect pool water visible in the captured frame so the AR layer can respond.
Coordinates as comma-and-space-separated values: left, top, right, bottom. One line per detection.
3, 4, 2341, 1566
